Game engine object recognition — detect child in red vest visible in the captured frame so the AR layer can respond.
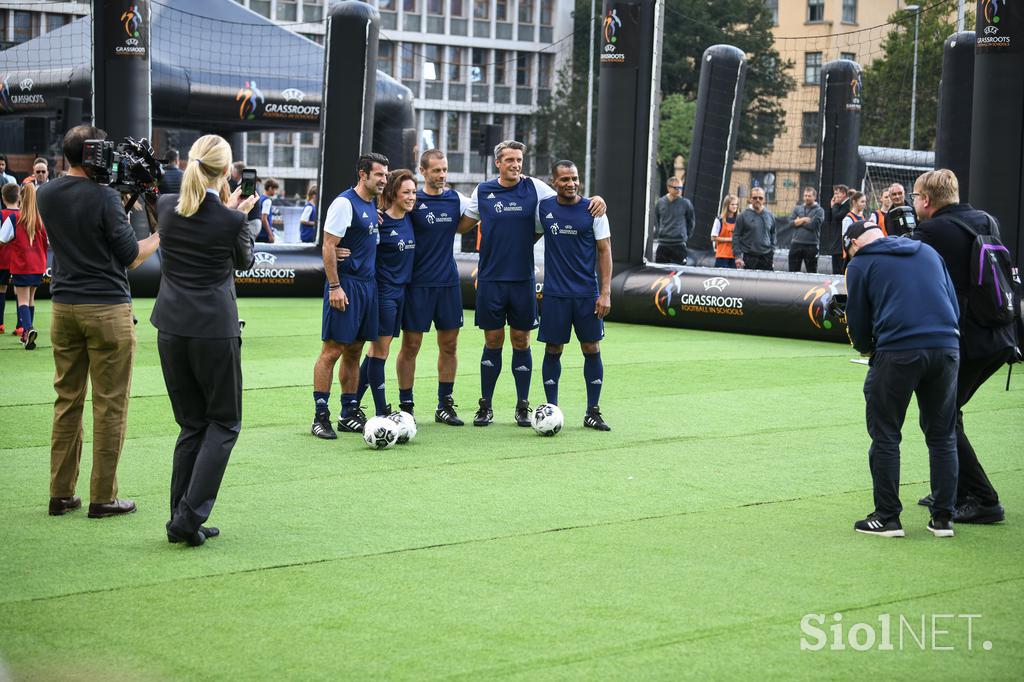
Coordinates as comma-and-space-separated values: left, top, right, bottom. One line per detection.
0, 183, 48, 349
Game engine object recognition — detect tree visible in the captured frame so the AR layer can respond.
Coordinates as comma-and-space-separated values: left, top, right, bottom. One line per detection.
860, 3, 962, 151
660, 0, 795, 158
657, 94, 696, 180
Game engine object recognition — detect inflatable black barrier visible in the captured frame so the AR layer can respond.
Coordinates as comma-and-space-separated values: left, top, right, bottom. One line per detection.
935, 32, 975, 200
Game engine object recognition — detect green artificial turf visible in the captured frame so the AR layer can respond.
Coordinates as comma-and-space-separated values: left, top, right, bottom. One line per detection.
1, 298, 1022, 680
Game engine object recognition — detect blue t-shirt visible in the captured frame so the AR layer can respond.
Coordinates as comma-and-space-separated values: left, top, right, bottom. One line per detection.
465, 176, 556, 282
409, 188, 466, 286
376, 213, 416, 287
324, 187, 379, 281
299, 201, 317, 243
537, 197, 611, 298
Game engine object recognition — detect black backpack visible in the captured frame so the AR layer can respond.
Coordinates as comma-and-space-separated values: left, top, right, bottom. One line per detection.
947, 215, 1017, 328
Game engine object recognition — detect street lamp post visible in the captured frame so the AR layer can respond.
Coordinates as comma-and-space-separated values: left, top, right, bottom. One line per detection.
907, 4, 921, 150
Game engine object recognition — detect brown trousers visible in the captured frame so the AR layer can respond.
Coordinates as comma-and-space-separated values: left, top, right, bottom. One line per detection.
49, 302, 136, 504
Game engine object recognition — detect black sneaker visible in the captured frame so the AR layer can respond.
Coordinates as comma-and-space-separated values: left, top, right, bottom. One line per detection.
473, 398, 493, 426
584, 406, 611, 431
400, 401, 415, 415
378, 403, 392, 417
854, 512, 905, 537
515, 399, 532, 427
24, 329, 38, 351
435, 396, 464, 426
927, 517, 955, 537
337, 406, 367, 433
954, 499, 1005, 524
311, 412, 337, 440
918, 494, 933, 507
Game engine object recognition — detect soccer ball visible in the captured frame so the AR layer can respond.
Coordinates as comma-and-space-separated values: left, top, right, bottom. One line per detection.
363, 416, 399, 450
531, 403, 563, 436
387, 411, 417, 444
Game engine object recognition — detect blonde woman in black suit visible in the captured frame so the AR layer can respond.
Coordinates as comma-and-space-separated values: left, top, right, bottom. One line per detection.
151, 134, 258, 547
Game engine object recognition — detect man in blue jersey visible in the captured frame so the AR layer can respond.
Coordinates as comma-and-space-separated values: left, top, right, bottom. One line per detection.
396, 150, 468, 426
456, 140, 605, 427
537, 161, 613, 431
311, 153, 388, 439
299, 184, 318, 243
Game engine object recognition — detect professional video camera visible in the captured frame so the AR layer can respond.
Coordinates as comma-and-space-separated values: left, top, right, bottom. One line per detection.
82, 136, 163, 223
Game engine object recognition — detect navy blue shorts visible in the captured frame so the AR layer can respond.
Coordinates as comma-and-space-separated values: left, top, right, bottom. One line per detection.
377, 283, 406, 339
475, 280, 538, 331
322, 277, 378, 344
10, 273, 43, 287
0, 269, 9, 286
403, 284, 464, 332
538, 295, 604, 345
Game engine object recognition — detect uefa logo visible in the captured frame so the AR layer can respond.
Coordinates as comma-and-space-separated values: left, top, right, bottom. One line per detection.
253, 252, 277, 266
19, 78, 33, 92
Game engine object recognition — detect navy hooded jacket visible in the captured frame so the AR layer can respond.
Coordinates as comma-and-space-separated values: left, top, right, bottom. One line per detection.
845, 237, 960, 354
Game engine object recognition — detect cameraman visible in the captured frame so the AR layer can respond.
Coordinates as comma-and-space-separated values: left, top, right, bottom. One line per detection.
151, 134, 256, 547
37, 125, 160, 519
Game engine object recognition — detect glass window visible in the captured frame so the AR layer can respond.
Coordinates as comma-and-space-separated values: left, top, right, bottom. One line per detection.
807, 0, 824, 22
404, 0, 418, 12
804, 52, 822, 84
518, 0, 534, 24
302, 1, 324, 22
45, 14, 71, 32
494, 50, 509, 85
277, 0, 298, 21
540, 0, 553, 26
516, 52, 531, 87
422, 111, 441, 151
764, 0, 778, 26
447, 112, 462, 150
840, 51, 856, 62
246, 132, 269, 167
750, 171, 777, 204
274, 132, 296, 167
473, 1, 488, 19
450, 0, 465, 17
448, 46, 465, 82
401, 44, 417, 79
496, 0, 508, 21
423, 44, 442, 80
427, 0, 443, 14
801, 112, 819, 146
378, 41, 396, 77
537, 53, 553, 89
250, 0, 271, 18
842, 0, 857, 23
300, 132, 321, 168
12, 11, 40, 43
379, 0, 397, 9
514, 116, 531, 147
471, 48, 487, 83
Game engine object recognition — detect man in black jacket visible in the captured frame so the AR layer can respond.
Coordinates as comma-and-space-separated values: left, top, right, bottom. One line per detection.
823, 185, 850, 274
157, 149, 184, 195
911, 169, 1016, 524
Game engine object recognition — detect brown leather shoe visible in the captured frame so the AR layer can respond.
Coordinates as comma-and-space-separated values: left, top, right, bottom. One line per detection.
88, 499, 137, 518
48, 496, 82, 516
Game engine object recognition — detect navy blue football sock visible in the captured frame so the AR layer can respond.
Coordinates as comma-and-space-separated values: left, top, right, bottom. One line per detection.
356, 356, 370, 404
17, 305, 30, 331
511, 347, 532, 403
29, 305, 34, 327
542, 352, 562, 405
583, 351, 604, 408
480, 347, 502, 401
313, 391, 331, 416
341, 393, 358, 418
0, 292, 6, 327
399, 387, 414, 404
437, 381, 454, 408
367, 356, 388, 415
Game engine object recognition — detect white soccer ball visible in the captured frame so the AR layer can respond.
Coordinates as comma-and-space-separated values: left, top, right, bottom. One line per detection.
387, 411, 417, 444
531, 403, 564, 436
363, 416, 399, 450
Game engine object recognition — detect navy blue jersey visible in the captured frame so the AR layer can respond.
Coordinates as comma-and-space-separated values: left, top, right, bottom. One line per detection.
376, 213, 416, 286
409, 188, 465, 286
299, 201, 317, 243
537, 196, 611, 298
324, 187, 379, 281
466, 176, 555, 282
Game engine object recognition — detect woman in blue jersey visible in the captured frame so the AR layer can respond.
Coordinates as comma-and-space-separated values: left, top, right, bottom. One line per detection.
357, 169, 416, 417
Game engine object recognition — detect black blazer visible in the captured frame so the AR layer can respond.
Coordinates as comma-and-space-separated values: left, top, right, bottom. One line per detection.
151, 192, 255, 338
158, 165, 184, 195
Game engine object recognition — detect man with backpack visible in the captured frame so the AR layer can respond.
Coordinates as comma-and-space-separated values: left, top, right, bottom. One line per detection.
911, 169, 1019, 524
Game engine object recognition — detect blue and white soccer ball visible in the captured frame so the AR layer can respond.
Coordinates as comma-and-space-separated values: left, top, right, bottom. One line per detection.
387, 411, 417, 444
363, 416, 399, 449
531, 403, 563, 436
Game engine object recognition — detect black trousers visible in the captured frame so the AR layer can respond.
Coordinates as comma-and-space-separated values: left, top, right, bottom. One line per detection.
788, 244, 818, 273
831, 254, 845, 275
864, 348, 960, 521
655, 242, 687, 265
157, 332, 243, 536
743, 251, 774, 271
955, 348, 1015, 505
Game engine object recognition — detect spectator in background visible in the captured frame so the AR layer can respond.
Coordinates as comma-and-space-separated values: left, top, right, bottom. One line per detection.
24, 158, 49, 187
871, 187, 892, 234
824, 184, 850, 274
257, 177, 278, 243
0, 183, 48, 350
158, 149, 184, 195
733, 187, 776, 271
0, 155, 15, 185
300, 184, 318, 243
653, 177, 693, 265
887, 182, 917, 236
710, 194, 738, 268
228, 161, 245, 193
788, 186, 825, 273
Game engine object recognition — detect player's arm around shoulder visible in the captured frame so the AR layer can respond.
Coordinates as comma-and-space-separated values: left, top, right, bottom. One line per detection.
457, 186, 481, 234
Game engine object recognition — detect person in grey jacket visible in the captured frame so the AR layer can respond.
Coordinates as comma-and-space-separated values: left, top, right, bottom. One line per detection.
788, 186, 825, 273
733, 187, 776, 271
653, 178, 694, 264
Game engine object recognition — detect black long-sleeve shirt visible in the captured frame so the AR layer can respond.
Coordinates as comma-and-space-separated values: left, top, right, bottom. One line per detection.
37, 176, 140, 304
